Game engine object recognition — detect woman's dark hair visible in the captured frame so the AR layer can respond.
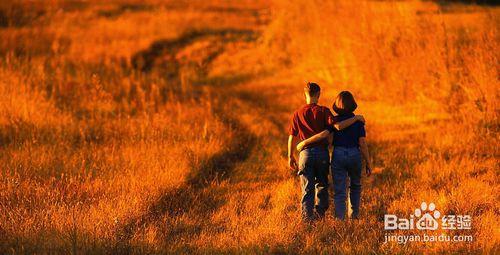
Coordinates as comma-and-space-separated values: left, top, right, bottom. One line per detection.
332, 91, 357, 115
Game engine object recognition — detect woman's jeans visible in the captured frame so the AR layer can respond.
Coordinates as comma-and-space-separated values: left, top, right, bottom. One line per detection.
332, 147, 362, 220
298, 147, 330, 221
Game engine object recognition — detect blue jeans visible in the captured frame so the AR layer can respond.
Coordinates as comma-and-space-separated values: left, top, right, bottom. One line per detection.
298, 147, 330, 221
332, 147, 362, 220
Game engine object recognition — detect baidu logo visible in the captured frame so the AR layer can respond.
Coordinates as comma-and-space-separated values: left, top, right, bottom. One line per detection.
384, 202, 473, 244
414, 202, 440, 230
385, 202, 440, 230
384, 202, 471, 231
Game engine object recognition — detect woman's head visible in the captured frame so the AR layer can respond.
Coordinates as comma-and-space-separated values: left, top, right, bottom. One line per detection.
332, 91, 357, 115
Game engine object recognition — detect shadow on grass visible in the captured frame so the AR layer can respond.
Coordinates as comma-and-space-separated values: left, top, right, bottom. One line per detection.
97, 3, 154, 18
114, 73, 259, 253
131, 29, 259, 76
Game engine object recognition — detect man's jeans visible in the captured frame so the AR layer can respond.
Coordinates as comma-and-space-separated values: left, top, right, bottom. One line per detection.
298, 147, 329, 221
332, 147, 362, 220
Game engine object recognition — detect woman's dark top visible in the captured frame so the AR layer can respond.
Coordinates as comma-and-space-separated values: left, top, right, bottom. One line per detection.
328, 113, 366, 148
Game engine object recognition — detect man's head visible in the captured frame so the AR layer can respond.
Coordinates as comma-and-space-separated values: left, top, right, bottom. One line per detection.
304, 82, 321, 103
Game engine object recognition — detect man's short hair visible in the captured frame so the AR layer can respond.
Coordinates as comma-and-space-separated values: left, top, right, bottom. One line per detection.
333, 91, 357, 115
304, 82, 320, 96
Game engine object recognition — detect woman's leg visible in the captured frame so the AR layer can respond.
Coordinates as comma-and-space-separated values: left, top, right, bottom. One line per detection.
332, 152, 348, 220
347, 152, 362, 219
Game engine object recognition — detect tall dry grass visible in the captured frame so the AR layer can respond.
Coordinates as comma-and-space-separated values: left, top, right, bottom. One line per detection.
268, 0, 498, 117
0, 0, 498, 254
0, 1, 239, 252
258, 0, 499, 253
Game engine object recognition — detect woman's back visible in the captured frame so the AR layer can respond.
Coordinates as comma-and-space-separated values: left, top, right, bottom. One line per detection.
333, 113, 365, 148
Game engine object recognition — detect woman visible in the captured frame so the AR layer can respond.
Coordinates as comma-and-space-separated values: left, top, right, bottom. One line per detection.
296, 91, 371, 219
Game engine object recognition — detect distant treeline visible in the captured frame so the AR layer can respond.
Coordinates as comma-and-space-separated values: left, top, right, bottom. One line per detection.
436, 0, 499, 5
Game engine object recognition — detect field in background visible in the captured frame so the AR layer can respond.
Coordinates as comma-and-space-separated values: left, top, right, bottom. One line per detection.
0, 0, 498, 254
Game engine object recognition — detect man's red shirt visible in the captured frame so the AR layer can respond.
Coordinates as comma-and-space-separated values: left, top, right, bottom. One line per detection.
289, 103, 335, 148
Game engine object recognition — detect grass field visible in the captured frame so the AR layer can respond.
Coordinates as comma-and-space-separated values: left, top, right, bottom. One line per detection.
0, 0, 498, 254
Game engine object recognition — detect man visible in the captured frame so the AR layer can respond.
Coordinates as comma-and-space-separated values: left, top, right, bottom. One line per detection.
288, 82, 364, 222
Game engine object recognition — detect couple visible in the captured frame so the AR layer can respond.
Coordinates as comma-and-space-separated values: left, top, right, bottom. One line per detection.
287, 82, 372, 222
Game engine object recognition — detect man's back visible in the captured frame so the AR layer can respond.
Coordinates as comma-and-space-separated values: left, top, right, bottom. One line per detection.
289, 103, 333, 148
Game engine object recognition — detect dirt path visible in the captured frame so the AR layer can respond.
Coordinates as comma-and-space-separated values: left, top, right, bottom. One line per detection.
113, 30, 277, 252
115, 89, 262, 249
113, 27, 403, 254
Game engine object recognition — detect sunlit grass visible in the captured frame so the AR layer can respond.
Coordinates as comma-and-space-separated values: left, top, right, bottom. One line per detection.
0, 0, 498, 254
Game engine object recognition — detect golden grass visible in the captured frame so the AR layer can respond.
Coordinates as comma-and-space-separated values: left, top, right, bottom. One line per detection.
0, 0, 498, 254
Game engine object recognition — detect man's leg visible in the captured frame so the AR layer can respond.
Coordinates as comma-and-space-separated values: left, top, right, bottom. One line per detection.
299, 151, 315, 221
332, 153, 348, 220
314, 151, 330, 218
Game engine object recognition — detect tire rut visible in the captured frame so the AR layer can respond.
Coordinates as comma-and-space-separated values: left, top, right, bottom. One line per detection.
115, 99, 257, 253
114, 29, 270, 251
115, 33, 261, 252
